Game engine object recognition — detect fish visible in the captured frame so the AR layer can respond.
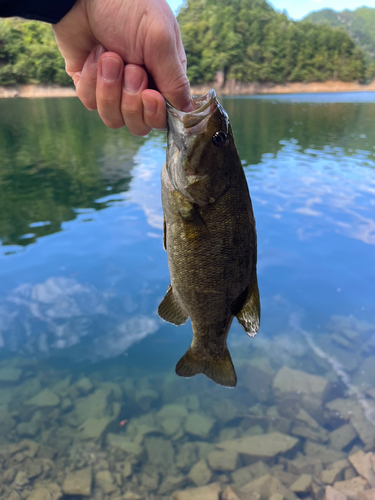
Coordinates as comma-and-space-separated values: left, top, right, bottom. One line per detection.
158, 89, 260, 388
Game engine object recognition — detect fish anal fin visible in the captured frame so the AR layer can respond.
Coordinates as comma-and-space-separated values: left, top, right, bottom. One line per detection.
175, 347, 237, 388
236, 274, 261, 337
158, 285, 188, 326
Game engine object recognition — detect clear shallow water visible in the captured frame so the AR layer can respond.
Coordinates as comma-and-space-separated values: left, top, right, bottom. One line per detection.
0, 93, 374, 499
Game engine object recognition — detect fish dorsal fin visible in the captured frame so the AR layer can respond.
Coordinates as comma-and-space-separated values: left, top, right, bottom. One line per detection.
175, 346, 237, 387
158, 285, 188, 326
236, 274, 261, 337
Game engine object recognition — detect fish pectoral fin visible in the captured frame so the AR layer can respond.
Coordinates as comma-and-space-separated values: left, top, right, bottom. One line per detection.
236, 274, 261, 337
163, 217, 167, 251
175, 346, 237, 388
158, 285, 188, 326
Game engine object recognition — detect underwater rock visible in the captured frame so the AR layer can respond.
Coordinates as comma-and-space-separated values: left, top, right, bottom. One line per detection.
222, 485, 246, 500
196, 441, 216, 461
172, 482, 222, 500
140, 467, 160, 491
107, 434, 142, 456
24, 458, 44, 479
61, 397, 73, 412
177, 394, 200, 411
176, 442, 198, 470
291, 423, 328, 443
358, 490, 375, 500
218, 427, 241, 442
144, 436, 174, 470
121, 492, 143, 499
14, 470, 29, 487
157, 404, 189, 420
0, 407, 16, 437
27, 483, 62, 500
5, 491, 21, 500
231, 463, 270, 488
241, 364, 273, 403
62, 468, 92, 496
273, 367, 328, 397
188, 459, 212, 486
272, 470, 298, 487
353, 357, 375, 388
156, 406, 187, 437
349, 403, 375, 448
2, 468, 17, 484
321, 460, 350, 484
241, 474, 296, 500
284, 456, 322, 476
324, 485, 347, 500
25, 389, 60, 408
333, 476, 367, 498
304, 441, 345, 464
77, 417, 113, 440
329, 425, 357, 450
218, 432, 299, 458
134, 388, 159, 410
211, 399, 239, 423
95, 469, 117, 494
348, 450, 375, 487
72, 377, 93, 396
290, 474, 312, 493
0, 367, 22, 383
207, 450, 240, 471
16, 420, 40, 438
184, 412, 215, 438
325, 399, 355, 420
158, 475, 187, 495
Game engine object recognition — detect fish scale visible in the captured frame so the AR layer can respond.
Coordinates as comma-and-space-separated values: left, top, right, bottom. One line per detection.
158, 89, 260, 387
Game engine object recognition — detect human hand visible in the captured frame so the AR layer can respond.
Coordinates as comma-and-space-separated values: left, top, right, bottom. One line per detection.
53, 0, 194, 135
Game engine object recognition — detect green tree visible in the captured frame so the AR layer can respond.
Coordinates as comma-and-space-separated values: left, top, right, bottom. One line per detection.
178, 0, 367, 85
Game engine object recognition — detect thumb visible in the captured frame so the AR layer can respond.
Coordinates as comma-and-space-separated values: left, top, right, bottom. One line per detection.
53, 1, 98, 76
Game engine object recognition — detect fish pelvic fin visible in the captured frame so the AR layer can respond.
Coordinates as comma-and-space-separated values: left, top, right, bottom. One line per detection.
175, 346, 237, 388
158, 285, 188, 326
163, 217, 167, 251
236, 274, 261, 337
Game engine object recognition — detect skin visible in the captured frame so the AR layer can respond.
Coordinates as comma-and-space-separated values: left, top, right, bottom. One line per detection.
53, 0, 194, 136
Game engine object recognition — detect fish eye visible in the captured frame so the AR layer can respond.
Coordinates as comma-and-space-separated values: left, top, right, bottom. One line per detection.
212, 130, 227, 147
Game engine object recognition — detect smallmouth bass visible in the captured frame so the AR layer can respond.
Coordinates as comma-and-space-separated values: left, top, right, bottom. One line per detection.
158, 90, 260, 387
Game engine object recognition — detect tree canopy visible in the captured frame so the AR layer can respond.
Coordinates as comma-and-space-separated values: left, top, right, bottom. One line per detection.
177, 0, 367, 84
0, 18, 71, 86
0, 2, 370, 87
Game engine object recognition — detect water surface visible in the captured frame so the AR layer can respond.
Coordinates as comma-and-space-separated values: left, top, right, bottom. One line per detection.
0, 93, 374, 499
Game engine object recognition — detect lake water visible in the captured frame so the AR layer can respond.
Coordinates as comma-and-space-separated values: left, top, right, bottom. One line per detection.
0, 94, 374, 499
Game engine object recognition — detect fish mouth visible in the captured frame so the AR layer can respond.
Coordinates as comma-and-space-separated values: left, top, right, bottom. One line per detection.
166, 89, 217, 135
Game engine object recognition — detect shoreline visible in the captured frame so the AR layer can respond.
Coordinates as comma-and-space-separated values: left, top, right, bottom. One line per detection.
1, 80, 375, 99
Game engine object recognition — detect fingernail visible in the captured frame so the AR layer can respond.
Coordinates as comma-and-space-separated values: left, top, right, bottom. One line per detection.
143, 97, 157, 116
94, 45, 106, 63
124, 66, 143, 94
102, 58, 121, 82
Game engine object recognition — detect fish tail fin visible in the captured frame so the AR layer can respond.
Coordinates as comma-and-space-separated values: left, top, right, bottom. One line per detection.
175, 346, 237, 387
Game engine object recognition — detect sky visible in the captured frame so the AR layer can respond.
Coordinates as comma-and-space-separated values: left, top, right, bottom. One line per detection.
167, 0, 375, 20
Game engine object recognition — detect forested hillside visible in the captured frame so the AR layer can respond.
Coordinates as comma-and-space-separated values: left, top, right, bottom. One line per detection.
0, 0, 372, 87
0, 18, 71, 86
178, 0, 367, 85
304, 7, 375, 58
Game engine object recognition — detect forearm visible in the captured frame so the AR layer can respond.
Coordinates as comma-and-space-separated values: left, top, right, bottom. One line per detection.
0, 0, 76, 23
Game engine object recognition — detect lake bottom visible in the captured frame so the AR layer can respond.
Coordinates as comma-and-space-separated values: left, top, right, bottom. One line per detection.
0, 312, 374, 500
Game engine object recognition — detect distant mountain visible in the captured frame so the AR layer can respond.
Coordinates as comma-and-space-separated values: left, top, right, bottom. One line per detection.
303, 7, 375, 58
